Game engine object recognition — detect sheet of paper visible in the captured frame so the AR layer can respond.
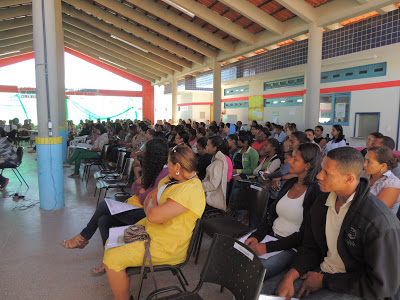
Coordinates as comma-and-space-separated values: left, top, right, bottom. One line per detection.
105, 225, 130, 249
238, 232, 283, 260
75, 143, 92, 149
259, 295, 299, 300
105, 198, 141, 215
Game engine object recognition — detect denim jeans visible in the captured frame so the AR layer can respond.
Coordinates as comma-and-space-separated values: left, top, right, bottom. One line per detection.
260, 249, 296, 280
262, 269, 362, 300
80, 200, 146, 246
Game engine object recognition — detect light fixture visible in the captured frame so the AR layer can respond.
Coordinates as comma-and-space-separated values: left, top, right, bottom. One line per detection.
266, 44, 279, 50
163, 0, 195, 18
326, 23, 344, 31
293, 34, 309, 41
110, 35, 149, 53
98, 57, 127, 69
380, 4, 398, 13
0, 50, 20, 57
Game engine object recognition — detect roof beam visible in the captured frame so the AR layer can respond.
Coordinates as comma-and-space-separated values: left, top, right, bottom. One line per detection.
94, 0, 216, 58
0, 25, 32, 40
62, 15, 178, 74
0, 5, 32, 20
0, 34, 32, 47
64, 41, 156, 83
0, 16, 32, 31
62, 0, 204, 64
171, 0, 257, 44
127, 0, 235, 53
0, 47, 33, 61
274, 0, 317, 23
218, 0, 284, 35
0, 40, 33, 55
0, 1, 32, 9
64, 36, 162, 81
61, 6, 189, 71
316, 0, 398, 27
64, 29, 168, 78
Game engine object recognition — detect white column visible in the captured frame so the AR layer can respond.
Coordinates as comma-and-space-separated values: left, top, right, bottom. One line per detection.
172, 77, 178, 123
213, 60, 222, 122
304, 23, 323, 129
32, 0, 65, 137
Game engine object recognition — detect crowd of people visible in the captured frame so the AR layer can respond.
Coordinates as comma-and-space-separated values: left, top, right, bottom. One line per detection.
2, 116, 400, 299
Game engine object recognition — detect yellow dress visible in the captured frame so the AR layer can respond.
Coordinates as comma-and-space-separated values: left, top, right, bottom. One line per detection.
103, 176, 206, 272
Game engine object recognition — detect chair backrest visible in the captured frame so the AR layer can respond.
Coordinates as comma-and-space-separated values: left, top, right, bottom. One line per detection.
178, 219, 201, 267
122, 158, 135, 177
236, 181, 269, 222
16, 146, 24, 165
194, 234, 266, 300
100, 144, 109, 159
116, 151, 126, 173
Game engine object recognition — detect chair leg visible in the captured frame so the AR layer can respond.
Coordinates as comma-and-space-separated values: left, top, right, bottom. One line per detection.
97, 189, 102, 207
195, 228, 204, 264
15, 169, 29, 188
172, 269, 187, 291
103, 188, 108, 200
178, 268, 188, 286
93, 186, 97, 197
220, 286, 225, 293
12, 169, 22, 184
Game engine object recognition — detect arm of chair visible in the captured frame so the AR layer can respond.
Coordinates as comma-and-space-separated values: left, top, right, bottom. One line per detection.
146, 286, 183, 300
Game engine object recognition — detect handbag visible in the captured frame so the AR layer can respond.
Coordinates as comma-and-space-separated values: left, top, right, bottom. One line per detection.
123, 224, 157, 299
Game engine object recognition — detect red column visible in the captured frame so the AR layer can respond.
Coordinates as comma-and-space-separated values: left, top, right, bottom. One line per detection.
142, 85, 154, 124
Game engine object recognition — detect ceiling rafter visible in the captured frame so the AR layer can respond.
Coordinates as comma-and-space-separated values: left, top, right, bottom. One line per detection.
0, 25, 32, 40
0, 5, 32, 20
0, 34, 32, 48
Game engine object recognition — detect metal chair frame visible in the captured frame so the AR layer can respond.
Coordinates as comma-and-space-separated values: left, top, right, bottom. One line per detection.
0, 146, 28, 189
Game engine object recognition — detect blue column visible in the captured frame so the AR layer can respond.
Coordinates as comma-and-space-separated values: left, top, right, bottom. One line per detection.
36, 137, 64, 210
59, 126, 67, 162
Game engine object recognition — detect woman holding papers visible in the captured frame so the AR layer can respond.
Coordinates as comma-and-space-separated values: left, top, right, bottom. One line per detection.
60, 139, 169, 275
103, 144, 205, 300
245, 143, 323, 280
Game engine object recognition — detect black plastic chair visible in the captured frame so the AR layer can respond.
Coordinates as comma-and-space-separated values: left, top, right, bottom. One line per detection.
93, 151, 126, 179
194, 182, 269, 264
0, 146, 28, 188
147, 234, 266, 300
126, 219, 202, 300
95, 158, 135, 206
81, 144, 109, 186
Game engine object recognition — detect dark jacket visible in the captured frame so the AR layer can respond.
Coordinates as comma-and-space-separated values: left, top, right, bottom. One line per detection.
291, 178, 400, 300
250, 177, 323, 253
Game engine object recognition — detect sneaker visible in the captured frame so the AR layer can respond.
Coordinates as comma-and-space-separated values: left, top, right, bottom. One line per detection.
0, 178, 9, 191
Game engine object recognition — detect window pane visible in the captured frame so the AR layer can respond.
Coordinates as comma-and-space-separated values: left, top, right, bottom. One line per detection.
334, 96, 350, 123
319, 95, 332, 124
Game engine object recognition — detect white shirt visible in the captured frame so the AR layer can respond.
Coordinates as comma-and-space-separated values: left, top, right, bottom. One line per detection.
370, 170, 400, 214
320, 191, 355, 274
272, 190, 305, 238
324, 139, 346, 155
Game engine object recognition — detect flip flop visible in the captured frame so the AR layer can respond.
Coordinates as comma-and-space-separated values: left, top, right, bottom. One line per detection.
91, 264, 106, 276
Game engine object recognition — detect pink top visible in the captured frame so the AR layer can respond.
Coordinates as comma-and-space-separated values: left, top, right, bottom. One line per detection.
226, 155, 233, 182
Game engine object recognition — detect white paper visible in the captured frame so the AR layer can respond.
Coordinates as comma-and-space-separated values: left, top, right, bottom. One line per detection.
250, 184, 262, 191
105, 225, 130, 249
234, 242, 254, 261
75, 143, 92, 149
238, 233, 283, 260
105, 198, 141, 215
259, 296, 299, 300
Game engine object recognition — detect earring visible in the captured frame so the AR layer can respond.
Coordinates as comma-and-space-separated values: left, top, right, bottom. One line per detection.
380, 169, 383, 174
175, 172, 180, 175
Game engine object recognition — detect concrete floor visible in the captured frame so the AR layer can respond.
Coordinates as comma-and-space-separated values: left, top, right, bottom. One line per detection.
0, 148, 234, 300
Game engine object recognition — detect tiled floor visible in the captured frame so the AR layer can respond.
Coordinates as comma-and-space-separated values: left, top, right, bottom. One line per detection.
0, 148, 233, 299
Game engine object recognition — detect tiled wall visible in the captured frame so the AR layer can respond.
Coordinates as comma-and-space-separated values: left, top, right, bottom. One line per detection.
165, 8, 400, 93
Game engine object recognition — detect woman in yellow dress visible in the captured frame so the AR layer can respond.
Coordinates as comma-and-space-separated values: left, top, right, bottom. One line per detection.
103, 144, 206, 300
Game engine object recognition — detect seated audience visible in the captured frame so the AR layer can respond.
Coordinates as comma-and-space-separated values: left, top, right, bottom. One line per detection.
196, 137, 213, 180
305, 129, 316, 143
324, 124, 346, 154
0, 128, 18, 190
175, 130, 191, 148
60, 139, 169, 274
103, 145, 205, 300
202, 136, 231, 210
374, 135, 400, 179
232, 131, 259, 178
314, 125, 327, 148
252, 128, 271, 163
364, 146, 400, 214
246, 143, 322, 279
263, 147, 400, 300
360, 132, 384, 157
227, 133, 239, 159
274, 125, 286, 143
253, 138, 282, 179
64, 124, 108, 178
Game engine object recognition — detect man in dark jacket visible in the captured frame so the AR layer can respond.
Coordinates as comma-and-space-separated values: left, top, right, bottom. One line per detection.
263, 147, 400, 299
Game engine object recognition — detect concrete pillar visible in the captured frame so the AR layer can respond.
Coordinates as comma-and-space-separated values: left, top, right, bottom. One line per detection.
213, 60, 222, 122
32, 0, 65, 210
172, 77, 178, 124
304, 23, 323, 129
